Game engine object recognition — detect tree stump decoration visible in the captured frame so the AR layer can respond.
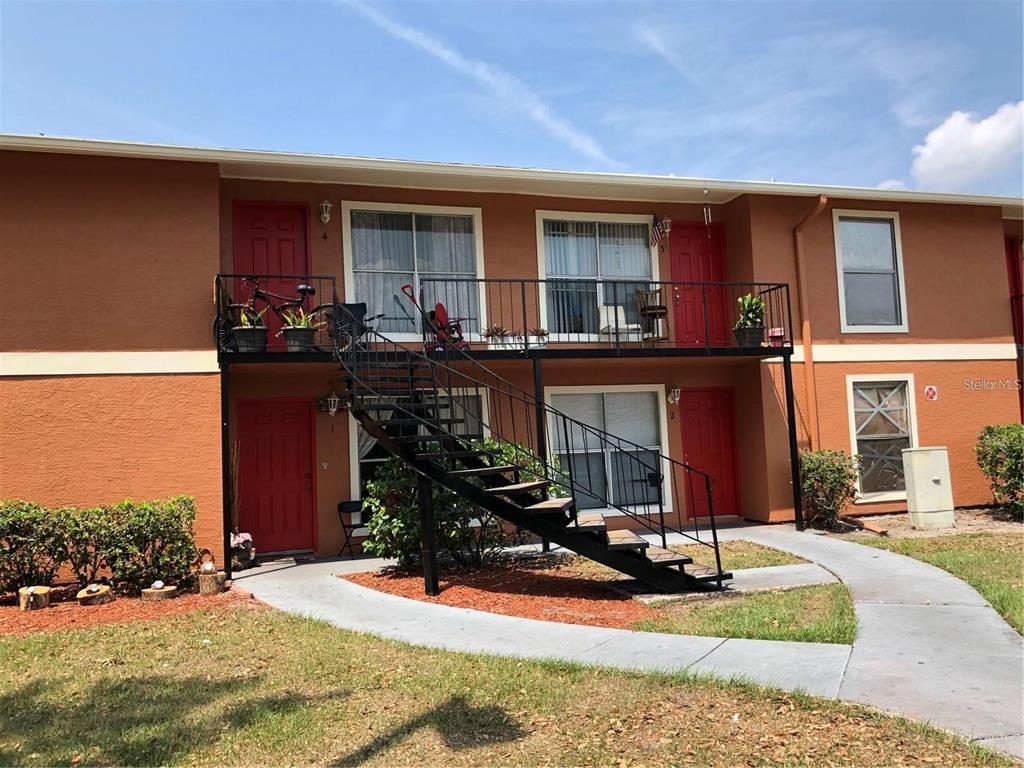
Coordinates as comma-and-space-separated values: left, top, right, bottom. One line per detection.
76, 583, 114, 606
141, 585, 178, 601
18, 586, 51, 611
198, 571, 227, 596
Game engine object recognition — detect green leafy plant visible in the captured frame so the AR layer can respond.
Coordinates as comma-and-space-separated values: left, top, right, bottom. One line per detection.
529, 327, 549, 339
975, 424, 1024, 520
102, 496, 199, 591
799, 449, 860, 530
362, 439, 557, 568
61, 505, 114, 586
280, 308, 326, 329
236, 306, 266, 328
0, 500, 67, 594
734, 293, 766, 330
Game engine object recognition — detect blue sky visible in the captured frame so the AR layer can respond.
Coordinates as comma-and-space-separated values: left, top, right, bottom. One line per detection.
2, 1, 1022, 194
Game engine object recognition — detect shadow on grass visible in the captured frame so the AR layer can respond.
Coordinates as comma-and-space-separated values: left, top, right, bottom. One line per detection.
0, 675, 350, 766
333, 695, 526, 766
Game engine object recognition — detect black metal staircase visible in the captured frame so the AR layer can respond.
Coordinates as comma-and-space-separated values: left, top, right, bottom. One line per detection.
337, 327, 732, 594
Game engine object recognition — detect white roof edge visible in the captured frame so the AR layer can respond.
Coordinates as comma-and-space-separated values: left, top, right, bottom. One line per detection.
3, 133, 1022, 216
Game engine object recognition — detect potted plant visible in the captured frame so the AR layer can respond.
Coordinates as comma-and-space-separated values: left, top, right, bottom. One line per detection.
482, 324, 511, 349
528, 327, 549, 348
233, 307, 267, 353
508, 330, 525, 350
278, 308, 325, 352
733, 293, 766, 347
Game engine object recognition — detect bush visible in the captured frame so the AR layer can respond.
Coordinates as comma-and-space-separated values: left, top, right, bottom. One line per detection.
0, 500, 68, 594
976, 424, 1024, 520
799, 449, 860, 530
103, 496, 200, 591
61, 505, 114, 586
362, 439, 551, 569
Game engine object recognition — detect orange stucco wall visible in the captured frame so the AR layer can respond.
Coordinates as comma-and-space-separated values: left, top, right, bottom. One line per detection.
0, 374, 223, 554
0, 151, 220, 352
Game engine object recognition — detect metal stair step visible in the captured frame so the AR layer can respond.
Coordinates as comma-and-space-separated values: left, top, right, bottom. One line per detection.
522, 496, 574, 514
392, 434, 482, 444
361, 402, 451, 411
684, 564, 732, 583
573, 513, 606, 532
416, 449, 485, 461
379, 417, 464, 426
645, 546, 692, 567
605, 529, 649, 551
448, 464, 519, 477
483, 480, 549, 496
349, 362, 427, 370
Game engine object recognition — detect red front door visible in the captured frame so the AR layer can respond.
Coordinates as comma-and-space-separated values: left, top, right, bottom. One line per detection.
233, 204, 310, 341
678, 388, 738, 517
670, 222, 729, 346
237, 398, 316, 553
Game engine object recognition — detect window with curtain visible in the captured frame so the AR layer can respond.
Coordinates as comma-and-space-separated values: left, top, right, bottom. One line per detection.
836, 216, 904, 328
543, 219, 652, 335
851, 380, 914, 493
351, 210, 479, 334
549, 391, 662, 510
357, 392, 484, 497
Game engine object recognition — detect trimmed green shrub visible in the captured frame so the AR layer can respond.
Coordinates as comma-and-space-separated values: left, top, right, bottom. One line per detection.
0, 500, 67, 594
975, 424, 1024, 520
362, 439, 554, 568
103, 496, 199, 591
799, 449, 860, 530
61, 505, 115, 586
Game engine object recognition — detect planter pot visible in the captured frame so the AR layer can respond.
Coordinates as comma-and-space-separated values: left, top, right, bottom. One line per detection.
529, 336, 549, 348
232, 326, 267, 353
733, 326, 764, 348
281, 326, 317, 352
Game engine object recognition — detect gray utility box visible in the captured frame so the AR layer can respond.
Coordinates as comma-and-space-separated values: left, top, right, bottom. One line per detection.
901, 447, 955, 530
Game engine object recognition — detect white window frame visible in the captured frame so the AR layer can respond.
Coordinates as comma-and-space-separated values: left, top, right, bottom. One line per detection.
845, 373, 919, 503
535, 211, 659, 342
833, 209, 909, 334
342, 201, 487, 342
543, 384, 672, 517
348, 387, 491, 504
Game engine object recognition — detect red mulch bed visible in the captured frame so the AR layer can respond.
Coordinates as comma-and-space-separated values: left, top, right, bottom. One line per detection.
0, 587, 256, 637
344, 558, 657, 629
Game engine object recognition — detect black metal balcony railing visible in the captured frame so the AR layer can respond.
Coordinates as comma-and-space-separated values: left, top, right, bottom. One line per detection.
214, 273, 338, 354
418, 278, 793, 352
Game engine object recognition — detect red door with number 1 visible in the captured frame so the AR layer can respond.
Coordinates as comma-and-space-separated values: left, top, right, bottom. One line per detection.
237, 399, 316, 553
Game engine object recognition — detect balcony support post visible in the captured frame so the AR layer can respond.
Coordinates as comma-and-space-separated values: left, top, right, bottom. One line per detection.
418, 471, 440, 595
532, 355, 550, 552
782, 353, 805, 531
220, 365, 233, 579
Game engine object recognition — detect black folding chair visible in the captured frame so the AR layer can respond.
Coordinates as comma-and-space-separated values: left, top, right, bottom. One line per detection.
337, 500, 368, 558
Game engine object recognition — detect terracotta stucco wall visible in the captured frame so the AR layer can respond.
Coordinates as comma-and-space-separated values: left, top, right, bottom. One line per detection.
0, 151, 221, 352
748, 195, 1013, 345
0, 374, 223, 553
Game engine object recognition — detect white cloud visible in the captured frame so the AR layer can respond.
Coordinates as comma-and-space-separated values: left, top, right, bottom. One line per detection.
341, 1, 619, 168
911, 102, 1024, 191
877, 179, 907, 190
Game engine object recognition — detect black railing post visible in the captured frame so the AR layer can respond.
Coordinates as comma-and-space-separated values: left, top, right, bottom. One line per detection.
521, 283, 530, 351
220, 365, 233, 580
418, 471, 440, 595
705, 475, 722, 589
782, 353, 805, 530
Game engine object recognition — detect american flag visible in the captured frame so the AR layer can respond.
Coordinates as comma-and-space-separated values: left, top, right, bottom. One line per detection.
649, 215, 670, 247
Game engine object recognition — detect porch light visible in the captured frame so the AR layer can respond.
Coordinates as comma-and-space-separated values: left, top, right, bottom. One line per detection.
319, 200, 333, 224
326, 392, 341, 416
661, 217, 672, 234
667, 385, 681, 405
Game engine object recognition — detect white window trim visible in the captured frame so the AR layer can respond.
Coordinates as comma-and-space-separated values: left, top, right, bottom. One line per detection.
341, 201, 487, 343
535, 211, 659, 342
833, 209, 909, 334
348, 387, 492, 502
543, 383, 672, 517
846, 373, 919, 504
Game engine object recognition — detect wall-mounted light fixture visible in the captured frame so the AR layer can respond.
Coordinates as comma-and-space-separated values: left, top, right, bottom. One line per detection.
667, 385, 681, 405
661, 217, 673, 234
319, 200, 333, 225
316, 390, 344, 416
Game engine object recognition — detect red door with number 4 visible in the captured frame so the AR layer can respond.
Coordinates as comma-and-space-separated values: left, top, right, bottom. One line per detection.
679, 388, 738, 517
237, 399, 316, 553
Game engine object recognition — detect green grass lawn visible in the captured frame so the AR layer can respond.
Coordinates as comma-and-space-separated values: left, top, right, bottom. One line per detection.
858, 532, 1024, 633
0, 605, 1010, 767
670, 540, 807, 571
634, 584, 857, 644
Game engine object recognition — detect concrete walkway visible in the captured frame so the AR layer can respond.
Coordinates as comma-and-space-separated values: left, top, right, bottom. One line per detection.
237, 526, 1023, 758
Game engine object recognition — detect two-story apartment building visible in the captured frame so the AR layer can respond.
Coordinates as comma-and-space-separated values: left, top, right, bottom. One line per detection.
1, 135, 1021, 566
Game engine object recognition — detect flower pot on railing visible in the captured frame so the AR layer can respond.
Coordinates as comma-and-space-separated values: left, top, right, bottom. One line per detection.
232, 325, 267, 353
732, 326, 764, 348
281, 326, 317, 352
528, 329, 549, 349
733, 293, 766, 348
